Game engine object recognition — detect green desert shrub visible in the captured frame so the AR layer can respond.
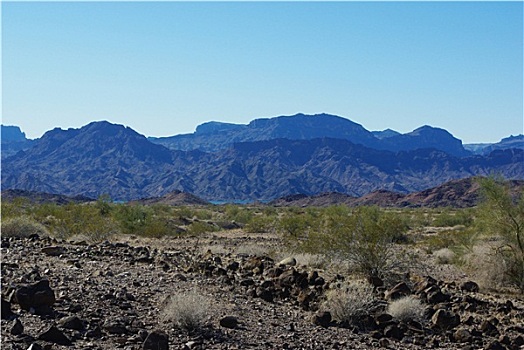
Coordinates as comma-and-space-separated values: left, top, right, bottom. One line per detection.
323, 281, 377, 326
433, 209, 474, 228
423, 227, 477, 256
277, 211, 318, 248
387, 296, 425, 323
244, 215, 275, 233
1, 216, 49, 238
186, 221, 217, 236
113, 205, 153, 235
475, 177, 524, 292
163, 291, 211, 331
223, 204, 253, 224
1, 198, 32, 219
309, 206, 409, 281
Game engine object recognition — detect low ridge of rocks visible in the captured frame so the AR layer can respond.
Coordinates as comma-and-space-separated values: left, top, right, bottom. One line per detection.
2, 233, 523, 349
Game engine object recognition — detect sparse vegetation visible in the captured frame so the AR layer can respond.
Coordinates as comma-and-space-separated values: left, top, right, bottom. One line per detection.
433, 248, 456, 264
1, 216, 49, 238
296, 206, 410, 282
163, 291, 211, 331
323, 280, 377, 327
475, 177, 524, 292
387, 296, 425, 323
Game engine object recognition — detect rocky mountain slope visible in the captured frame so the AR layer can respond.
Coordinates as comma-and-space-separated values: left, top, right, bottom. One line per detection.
150, 114, 471, 157
0, 189, 94, 205
2, 121, 523, 202
1, 125, 35, 159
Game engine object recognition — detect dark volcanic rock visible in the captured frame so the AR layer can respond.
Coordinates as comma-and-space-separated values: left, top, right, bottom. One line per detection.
1, 298, 14, 319
142, 330, 169, 350
10, 318, 24, 335
431, 309, 460, 330
311, 311, 332, 328
59, 315, 84, 330
37, 325, 72, 345
13, 279, 56, 312
220, 316, 240, 329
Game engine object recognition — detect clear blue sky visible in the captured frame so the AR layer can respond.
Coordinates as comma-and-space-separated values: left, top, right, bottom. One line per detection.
2, 1, 523, 143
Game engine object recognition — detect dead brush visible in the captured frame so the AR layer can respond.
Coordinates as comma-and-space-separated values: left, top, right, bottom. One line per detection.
162, 291, 211, 331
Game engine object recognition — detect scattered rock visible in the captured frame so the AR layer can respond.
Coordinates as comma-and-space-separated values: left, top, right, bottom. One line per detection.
220, 316, 240, 329
59, 315, 84, 330
103, 320, 128, 334
26, 344, 44, 350
460, 281, 480, 293
367, 275, 384, 288
311, 311, 331, 328
453, 328, 472, 343
431, 309, 460, 330
142, 330, 169, 350
385, 282, 411, 301
384, 323, 404, 340
13, 279, 56, 312
37, 325, 72, 345
41, 246, 65, 256
484, 340, 505, 350
1, 298, 14, 319
375, 313, 393, 327
480, 319, 499, 337
10, 318, 24, 335
277, 257, 296, 267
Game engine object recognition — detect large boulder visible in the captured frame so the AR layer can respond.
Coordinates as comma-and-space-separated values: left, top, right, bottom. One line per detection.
13, 279, 55, 314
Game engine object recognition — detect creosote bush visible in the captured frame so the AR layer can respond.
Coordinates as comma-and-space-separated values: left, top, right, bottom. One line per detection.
163, 291, 211, 331
323, 280, 377, 326
1, 216, 49, 238
300, 206, 409, 282
387, 296, 425, 323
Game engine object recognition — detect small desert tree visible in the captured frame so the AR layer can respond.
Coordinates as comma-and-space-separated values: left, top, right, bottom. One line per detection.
476, 176, 524, 292
310, 206, 409, 282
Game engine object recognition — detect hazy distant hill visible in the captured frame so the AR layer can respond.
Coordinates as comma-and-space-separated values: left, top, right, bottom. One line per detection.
2, 120, 522, 201
131, 190, 209, 206
269, 177, 524, 208
150, 113, 471, 157
465, 135, 524, 155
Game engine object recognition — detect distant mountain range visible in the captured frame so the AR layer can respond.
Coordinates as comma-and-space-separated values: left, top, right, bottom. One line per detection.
1, 114, 523, 201
149, 113, 471, 157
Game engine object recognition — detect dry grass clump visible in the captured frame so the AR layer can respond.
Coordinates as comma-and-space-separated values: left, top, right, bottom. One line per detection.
292, 253, 329, 269
163, 291, 211, 331
1, 216, 49, 238
387, 296, 425, 323
461, 244, 507, 292
234, 243, 271, 257
323, 280, 377, 325
433, 248, 456, 265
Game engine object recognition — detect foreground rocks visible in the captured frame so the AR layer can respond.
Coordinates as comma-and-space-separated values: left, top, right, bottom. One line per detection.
1, 233, 524, 349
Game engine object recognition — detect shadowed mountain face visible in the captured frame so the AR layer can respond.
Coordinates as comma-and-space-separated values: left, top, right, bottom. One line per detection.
2, 120, 523, 201
150, 113, 471, 157
1, 125, 35, 159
